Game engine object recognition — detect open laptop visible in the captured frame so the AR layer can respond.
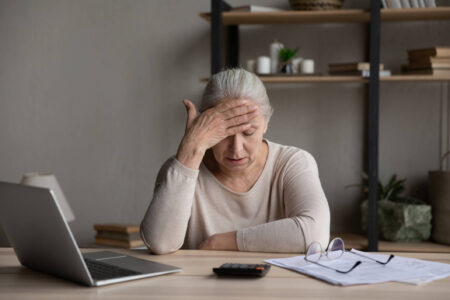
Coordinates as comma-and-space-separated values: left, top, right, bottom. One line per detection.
0, 181, 181, 286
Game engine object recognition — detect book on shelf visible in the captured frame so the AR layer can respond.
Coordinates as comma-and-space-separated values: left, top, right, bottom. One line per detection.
403, 61, 450, 69
408, 56, 450, 64
410, 0, 420, 8
329, 70, 392, 77
402, 63, 450, 72
403, 47, 450, 76
384, 0, 435, 8
407, 47, 450, 60
424, 0, 436, 7
230, 5, 283, 12
401, 68, 450, 76
400, 0, 411, 8
388, 0, 402, 9
328, 62, 384, 73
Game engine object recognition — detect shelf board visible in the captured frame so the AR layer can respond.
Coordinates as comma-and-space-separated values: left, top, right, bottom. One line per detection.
258, 75, 367, 83
381, 7, 450, 22
381, 75, 450, 81
200, 75, 450, 83
199, 7, 450, 25
200, 9, 369, 24
200, 76, 367, 83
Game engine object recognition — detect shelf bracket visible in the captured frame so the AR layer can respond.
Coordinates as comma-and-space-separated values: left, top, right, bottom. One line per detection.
211, 0, 239, 75
367, 0, 381, 251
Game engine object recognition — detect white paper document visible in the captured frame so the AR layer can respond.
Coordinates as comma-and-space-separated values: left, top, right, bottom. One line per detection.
265, 249, 450, 286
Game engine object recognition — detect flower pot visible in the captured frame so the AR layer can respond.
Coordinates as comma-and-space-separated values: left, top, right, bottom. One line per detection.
280, 62, 294, 74
361, 198, 432, 242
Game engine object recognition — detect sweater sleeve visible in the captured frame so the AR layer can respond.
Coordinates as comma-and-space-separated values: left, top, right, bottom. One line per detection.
236, 151, 330, 253
140, 157, 199, 254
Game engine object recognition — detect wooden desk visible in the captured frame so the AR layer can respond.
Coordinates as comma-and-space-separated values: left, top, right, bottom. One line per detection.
1, 248, 449, 299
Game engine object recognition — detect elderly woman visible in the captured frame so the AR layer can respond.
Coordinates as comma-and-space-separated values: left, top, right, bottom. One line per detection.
141, 68, 330, 254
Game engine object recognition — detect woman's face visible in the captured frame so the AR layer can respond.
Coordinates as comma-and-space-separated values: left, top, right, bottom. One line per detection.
211, 98, 268, 173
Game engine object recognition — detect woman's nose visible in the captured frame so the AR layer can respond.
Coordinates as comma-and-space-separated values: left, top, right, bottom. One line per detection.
229, 134, 243, 153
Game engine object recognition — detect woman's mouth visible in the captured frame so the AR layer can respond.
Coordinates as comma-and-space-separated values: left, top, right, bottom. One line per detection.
226, 157, 246, 164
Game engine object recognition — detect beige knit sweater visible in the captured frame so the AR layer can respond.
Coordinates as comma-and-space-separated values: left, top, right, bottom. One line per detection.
140, 140, 330, 254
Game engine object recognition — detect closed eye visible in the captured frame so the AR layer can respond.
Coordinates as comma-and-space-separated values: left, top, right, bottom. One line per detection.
243, 131, 255, 136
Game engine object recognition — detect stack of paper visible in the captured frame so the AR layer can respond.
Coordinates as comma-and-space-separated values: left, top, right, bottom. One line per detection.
265, 249, 450, 286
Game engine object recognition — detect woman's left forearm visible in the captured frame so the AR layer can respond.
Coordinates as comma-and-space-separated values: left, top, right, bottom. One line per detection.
236, 216, 329, 253
197, 231, 238, 251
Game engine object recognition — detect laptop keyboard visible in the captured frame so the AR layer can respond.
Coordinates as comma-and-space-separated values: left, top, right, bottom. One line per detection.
84, 259, 140, 280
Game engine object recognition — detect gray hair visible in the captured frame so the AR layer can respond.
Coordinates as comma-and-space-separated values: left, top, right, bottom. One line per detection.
200, 68, 273, 120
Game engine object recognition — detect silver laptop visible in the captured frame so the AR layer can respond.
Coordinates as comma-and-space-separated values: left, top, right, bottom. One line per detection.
0, 181, 181, 286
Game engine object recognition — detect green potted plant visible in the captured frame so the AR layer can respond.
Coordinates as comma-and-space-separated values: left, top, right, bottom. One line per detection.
279, 47, 299, 74
358, 173, 432, 242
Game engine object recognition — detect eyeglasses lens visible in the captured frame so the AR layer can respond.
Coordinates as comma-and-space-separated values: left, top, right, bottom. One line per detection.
306, 243, 322, 261
327, 238, 344, 260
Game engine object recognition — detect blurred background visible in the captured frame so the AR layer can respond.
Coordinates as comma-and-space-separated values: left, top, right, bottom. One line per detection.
1, 0, 449, 246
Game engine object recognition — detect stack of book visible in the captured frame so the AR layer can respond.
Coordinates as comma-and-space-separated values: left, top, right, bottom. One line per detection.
402, 47, 450, 76
329, 62, 391, 77
94, 223, 144, 248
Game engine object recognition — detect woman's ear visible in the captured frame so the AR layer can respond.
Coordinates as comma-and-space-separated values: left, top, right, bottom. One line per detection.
263, 120, 269, 134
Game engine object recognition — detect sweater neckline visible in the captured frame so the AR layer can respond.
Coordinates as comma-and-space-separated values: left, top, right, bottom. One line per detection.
200, 139, 272, 196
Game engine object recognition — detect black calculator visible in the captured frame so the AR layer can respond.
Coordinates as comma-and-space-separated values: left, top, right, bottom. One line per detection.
213, 263, 271, 277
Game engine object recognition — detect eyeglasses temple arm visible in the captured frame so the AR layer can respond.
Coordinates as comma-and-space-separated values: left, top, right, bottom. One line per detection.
336, 261, 361, 274
377, 254, 394, 265
305, 258, 361, 274
350, 251, 395, 265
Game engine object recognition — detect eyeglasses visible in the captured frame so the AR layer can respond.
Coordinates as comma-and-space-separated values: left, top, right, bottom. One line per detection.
304, 238, 395, 274
305, 238, 361, 274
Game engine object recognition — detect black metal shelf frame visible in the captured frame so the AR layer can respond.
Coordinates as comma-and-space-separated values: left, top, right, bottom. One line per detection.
209, 0, 380, 251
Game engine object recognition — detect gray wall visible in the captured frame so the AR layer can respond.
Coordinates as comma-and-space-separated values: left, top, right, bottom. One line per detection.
1, 0, 449, 246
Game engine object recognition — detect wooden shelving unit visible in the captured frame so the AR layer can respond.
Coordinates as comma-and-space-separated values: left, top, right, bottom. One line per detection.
202, 1, 450, 251
200, 7, 450, 84
200, 7, 450, 25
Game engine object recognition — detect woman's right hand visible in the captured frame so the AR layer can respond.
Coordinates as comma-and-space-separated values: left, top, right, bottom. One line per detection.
176, 98, 259, 169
